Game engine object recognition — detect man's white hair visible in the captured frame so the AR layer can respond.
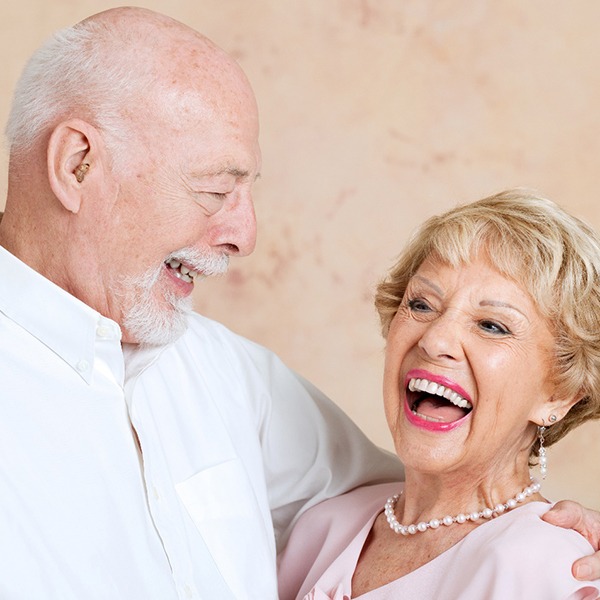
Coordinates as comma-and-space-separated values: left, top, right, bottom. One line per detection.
5, 19, 156, 163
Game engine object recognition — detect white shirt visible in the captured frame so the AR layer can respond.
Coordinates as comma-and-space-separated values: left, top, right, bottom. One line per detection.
0, 246, 402, 600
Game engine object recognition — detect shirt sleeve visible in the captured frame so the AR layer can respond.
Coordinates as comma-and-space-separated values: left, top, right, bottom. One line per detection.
233, 334, 404, 552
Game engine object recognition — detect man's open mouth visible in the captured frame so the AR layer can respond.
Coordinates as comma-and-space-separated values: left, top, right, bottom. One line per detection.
407, 377, 473, 424
165, 259, 199, 283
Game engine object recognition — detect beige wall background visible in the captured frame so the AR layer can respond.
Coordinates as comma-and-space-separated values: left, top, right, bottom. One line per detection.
1, 0, 598, 508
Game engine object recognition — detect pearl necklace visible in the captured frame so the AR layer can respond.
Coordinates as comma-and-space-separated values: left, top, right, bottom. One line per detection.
384, 478, 541, 535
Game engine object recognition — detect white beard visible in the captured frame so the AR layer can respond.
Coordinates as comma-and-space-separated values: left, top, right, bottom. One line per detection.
121, 248, 229, 346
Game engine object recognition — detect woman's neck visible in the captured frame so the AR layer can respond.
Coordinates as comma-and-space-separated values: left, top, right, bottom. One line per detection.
351, 467, 547, 596
397, 467, 546, 527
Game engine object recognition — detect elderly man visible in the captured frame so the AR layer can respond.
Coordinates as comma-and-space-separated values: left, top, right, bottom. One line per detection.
0, 7, 598, 600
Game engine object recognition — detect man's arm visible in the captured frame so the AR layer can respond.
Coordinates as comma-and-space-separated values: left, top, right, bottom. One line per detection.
261, 366, 404, 551
543, 501, 600, 580
230, 334, 403, 551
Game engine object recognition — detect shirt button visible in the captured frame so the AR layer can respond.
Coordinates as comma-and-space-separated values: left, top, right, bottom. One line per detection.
183, 584, 193, 598
152, 486, 160, 501
76, 359, 89, 373
96, 325, 111, 338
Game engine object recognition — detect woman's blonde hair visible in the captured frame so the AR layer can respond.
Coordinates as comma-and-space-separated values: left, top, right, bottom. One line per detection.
375, 189, 600, 455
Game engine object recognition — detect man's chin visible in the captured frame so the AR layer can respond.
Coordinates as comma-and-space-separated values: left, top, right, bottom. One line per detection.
123, 297, 193, 346
126, 320, 188, 347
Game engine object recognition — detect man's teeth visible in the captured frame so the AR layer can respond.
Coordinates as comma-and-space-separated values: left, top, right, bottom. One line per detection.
167, 259, 199, 283
407, 378, 472, 410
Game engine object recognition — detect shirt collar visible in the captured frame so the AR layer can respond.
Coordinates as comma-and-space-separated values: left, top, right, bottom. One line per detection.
0, 245, 122, 383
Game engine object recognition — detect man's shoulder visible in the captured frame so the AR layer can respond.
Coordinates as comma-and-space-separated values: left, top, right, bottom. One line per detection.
158, 312, 281, 386
184, 312, 239, 339
182, 313, 264, 352
171, 312, 262, 358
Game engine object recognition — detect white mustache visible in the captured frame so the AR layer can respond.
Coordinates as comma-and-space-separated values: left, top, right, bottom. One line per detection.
165, 247, 229, 277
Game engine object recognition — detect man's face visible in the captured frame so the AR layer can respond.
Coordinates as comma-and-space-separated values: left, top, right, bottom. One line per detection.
97, 82, 261, 345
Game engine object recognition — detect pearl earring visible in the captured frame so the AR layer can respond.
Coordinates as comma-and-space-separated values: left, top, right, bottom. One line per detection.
538, 425, 548, 479
538, 415, 556, 479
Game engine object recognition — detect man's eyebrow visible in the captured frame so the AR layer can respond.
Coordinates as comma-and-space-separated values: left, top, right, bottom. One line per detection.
191, 167, 260, 180
224, 167, 249, 178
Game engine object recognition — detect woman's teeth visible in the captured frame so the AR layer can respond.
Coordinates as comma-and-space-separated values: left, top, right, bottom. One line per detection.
407, 378, 472, 410
167, 259, 199, 283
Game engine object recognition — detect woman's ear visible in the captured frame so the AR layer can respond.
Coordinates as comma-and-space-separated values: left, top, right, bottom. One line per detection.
47, 119, 100, 214
533, 392, 583, 426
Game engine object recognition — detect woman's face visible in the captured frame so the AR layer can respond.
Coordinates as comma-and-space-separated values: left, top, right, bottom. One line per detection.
383, 252, 558, 481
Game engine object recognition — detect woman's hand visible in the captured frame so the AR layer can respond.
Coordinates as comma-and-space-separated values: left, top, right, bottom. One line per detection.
543, 501, 600, 580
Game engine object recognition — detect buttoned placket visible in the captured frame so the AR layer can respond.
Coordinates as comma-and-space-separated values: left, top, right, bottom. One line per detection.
123, 344, 202, 600
93, 321, 184, 599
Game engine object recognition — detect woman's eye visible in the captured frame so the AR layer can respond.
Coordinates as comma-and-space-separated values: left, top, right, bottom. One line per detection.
407, 298, 432, 312
479, 320, 510, 335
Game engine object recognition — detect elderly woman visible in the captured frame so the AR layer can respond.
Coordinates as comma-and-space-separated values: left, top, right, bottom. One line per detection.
278, 190, 600, 599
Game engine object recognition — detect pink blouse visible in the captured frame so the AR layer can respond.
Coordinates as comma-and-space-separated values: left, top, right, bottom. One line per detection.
278, 483, 600, 600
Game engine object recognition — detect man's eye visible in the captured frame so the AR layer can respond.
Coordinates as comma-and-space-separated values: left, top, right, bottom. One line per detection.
192, 191, 228, 201
191, 192, 228, 215
478, 320, 510, 335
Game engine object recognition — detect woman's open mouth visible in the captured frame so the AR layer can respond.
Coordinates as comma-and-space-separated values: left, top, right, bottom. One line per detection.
404, 374, 473, 431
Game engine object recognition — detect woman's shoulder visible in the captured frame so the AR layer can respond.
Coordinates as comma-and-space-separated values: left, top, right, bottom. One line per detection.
479, 501, 594, 555
290, 482, 403, 541
436, 502, 600, 599
306, 482, 400, 519
278, 482, 401, 600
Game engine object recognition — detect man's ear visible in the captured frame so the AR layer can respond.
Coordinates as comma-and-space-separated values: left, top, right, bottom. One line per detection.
47, 119, 102, 214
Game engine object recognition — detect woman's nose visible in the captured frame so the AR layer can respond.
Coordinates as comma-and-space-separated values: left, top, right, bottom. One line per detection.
417, 310, 464, 362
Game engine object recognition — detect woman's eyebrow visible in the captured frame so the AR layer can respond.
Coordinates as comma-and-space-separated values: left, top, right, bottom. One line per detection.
479, 299, 529, 320
411, 275, 443, 295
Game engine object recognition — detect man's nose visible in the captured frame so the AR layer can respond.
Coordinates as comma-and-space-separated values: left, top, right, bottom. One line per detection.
212, 189, 257, 257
